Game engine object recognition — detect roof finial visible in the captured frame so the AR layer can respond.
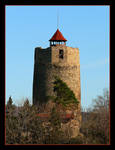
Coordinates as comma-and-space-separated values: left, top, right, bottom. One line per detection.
57, 9, 59, 29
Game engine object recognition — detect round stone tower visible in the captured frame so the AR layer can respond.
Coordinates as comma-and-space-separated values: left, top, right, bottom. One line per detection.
33, 28, 81, 112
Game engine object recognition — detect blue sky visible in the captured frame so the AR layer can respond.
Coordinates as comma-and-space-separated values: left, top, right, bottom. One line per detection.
6, 6, 110, 108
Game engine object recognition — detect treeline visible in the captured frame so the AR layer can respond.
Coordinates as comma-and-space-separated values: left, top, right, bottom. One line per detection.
80, 88, 110, 144
6, 88, 109, 144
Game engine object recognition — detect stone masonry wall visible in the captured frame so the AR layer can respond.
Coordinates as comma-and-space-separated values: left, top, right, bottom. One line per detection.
33, 45, 81, 108
33, 45, 81, 137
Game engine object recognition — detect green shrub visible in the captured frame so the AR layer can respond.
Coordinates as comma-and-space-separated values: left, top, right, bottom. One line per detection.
52, 76, 79, 107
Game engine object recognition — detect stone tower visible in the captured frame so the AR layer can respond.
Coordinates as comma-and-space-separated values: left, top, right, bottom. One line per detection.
33, 29, 81, 112
33, 28, 81, 137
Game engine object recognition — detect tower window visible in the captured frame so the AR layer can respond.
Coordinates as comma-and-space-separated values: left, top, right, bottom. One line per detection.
59, 49, 64, 59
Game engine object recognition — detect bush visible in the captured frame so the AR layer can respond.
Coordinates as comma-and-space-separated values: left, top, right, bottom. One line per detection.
43, 107, 64, 144
81, 88, 110, 144
6, 98, 46, 144
53, 76, 79, 107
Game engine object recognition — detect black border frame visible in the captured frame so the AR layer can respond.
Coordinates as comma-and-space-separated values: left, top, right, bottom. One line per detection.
0, 0, 112, 149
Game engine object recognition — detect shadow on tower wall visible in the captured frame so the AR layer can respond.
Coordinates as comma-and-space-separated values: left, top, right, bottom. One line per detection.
33, 47, 51, 105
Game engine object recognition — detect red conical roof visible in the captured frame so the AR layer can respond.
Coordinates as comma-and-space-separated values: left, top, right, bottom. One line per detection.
49, 29, 67, 41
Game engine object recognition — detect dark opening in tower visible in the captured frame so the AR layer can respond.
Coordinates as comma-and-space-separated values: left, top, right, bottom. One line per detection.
59, 49, 64, 59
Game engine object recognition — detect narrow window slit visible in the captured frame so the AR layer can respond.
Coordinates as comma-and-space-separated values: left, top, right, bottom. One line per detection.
59, 49, 64, 59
